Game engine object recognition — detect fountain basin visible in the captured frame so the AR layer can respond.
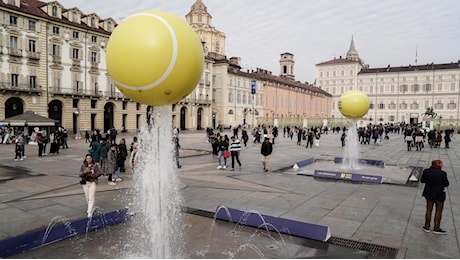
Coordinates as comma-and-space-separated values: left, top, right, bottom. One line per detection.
215, 206, 331, 242
289, 159, 419, 186
0, 208, 129, 258
334, 157, 384, 167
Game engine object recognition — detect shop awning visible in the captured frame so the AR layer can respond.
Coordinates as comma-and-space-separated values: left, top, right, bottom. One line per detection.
0, 110, 58, 127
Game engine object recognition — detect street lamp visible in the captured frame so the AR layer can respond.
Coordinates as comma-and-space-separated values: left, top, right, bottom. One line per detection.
74, 108, 81, 139
251, 80, 256, 128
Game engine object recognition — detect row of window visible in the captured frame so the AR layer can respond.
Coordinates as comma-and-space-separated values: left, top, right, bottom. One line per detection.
49, 5, 110, 30
227, 92, 260, 105
319, 70, 355, 77
51, 26, 99, 43
70, 31, 98, 43
71, 99, 141, 111
5, 74, 99, 90
9, 36, 99, 62
7, 74, 37, 88
8, 15, 35, 31
320, 70, 457, 81
8, 13, 106, 40
371, 103, 456, 110
51, 44, 98, 62
9, 33, 99, 60
364, 75, 457, 82
5, 69, 105, 92
336, 100, 457, 110
327, 82, 459, 95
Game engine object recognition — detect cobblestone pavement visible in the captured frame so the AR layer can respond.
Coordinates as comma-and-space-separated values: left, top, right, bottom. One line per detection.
1, 129, 459, 258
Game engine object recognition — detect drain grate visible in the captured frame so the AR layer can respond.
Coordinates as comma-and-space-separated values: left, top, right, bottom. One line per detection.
328, 236, 399, 258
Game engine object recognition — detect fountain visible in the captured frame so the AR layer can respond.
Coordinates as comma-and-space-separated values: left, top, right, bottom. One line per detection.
123, 107, 185, 258
105, 10, 204, 258
290, 90, 418, 185
342, 120, 360, 169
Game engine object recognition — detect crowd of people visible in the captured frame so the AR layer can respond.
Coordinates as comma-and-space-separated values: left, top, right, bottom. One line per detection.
8, 122, 452, 231
86, 129, 129, 186
204, 121, 457, 178
335, 123, 454, 152
11, 127, 71, 161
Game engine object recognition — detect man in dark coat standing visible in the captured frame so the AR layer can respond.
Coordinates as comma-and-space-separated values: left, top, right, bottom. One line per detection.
421, 159, 449, 234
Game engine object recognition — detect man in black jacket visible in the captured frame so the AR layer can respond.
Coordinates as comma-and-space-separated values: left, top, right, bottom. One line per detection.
421, 159, 449, 234
261, 137, 273, 172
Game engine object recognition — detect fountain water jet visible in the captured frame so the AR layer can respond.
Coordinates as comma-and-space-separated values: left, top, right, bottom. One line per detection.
342, 120, 360, 169
124, 106, 184, 258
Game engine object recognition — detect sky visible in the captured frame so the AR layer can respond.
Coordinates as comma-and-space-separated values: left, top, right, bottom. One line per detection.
50, 0, 460, 84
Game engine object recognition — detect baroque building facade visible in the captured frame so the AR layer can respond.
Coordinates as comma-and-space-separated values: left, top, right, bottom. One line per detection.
316, 37, 460, 130
0, 0, 149, 137
0, 0, 331, 137
188, 1, 331, 129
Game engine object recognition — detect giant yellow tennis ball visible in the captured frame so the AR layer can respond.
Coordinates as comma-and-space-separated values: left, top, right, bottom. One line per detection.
106, 10, 204, 106
338, 90, 370, 119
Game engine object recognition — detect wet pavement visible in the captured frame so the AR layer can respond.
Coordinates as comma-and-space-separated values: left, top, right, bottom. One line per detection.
0, 129, 459, 258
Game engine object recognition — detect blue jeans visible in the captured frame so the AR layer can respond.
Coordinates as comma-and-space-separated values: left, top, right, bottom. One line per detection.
217, 150, 227, 166
62, 137, 68, 148
114, 167, 120, 180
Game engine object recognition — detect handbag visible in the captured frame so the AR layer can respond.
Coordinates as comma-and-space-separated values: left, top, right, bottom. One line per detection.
223, 151, 230, 158
314, 139, 320, 147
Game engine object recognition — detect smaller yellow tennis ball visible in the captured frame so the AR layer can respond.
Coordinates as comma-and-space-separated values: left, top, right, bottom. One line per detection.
338, 90, 370, 119
106, 10, 204, 106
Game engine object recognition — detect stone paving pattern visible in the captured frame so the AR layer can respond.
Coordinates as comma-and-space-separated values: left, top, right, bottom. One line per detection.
0, 129, 459, 258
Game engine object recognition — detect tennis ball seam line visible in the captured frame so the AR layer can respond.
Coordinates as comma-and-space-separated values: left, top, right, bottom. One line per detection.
111, 12, 178, 91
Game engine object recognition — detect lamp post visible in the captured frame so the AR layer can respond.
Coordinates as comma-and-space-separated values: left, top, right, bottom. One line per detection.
233, 79, 238, 125
74, 108, 81, 139
251, 80, 256, 128
251, 99, 255, 129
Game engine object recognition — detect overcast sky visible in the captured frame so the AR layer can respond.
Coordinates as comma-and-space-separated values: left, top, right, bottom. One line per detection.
51, 0, 460, 84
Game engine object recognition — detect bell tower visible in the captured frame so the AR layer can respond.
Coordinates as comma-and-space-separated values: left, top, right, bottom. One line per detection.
186, 0, 226, 56
279, 52, 295, 80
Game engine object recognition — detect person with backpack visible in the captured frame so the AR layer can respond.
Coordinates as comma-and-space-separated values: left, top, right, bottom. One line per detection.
261, 137, 273, 172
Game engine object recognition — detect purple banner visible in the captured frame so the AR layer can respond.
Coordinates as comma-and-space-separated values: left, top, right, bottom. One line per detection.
314, 170, 382, 184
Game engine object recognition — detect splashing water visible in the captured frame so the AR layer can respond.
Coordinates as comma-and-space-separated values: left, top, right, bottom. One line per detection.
342, 120, 360, 169
41, 216, 77, 245
223, 243, 265, 258
124, 106, 184, 258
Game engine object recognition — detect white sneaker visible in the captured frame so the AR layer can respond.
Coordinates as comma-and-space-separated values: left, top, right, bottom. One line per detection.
115, 178, 122, 182
108, 181, 116, 185
223, 166, 227, 169
22, 156, 27, 159
217, 165, 222, 169
20, 158, 23, 161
